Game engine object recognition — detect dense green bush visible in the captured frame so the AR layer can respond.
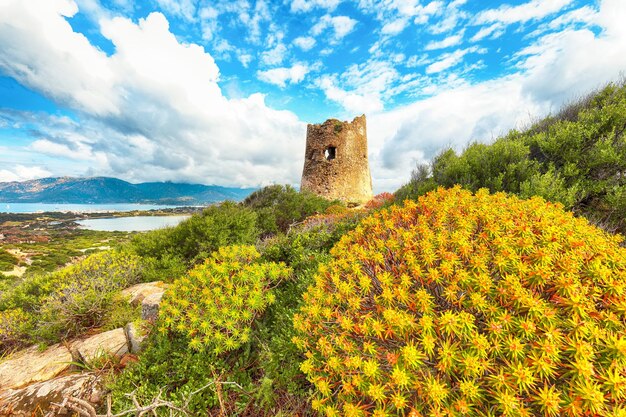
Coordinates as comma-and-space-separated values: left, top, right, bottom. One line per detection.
243, 185, 339, 237
295, 187, 626, 416
159, 245, 290, 354
0, 249, 19, 271
0, 250, 142, 351
397, 81, 626, 233
130, 201, 258, 281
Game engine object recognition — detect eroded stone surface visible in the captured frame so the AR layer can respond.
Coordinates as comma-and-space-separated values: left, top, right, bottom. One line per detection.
121, 281, 167, 306
125, 322, 148, 354
141, 292, 164, 321
301, 115, 373, 205
0, 373, 102, 416
71, 328, 128, 364
0, 344, 72, 391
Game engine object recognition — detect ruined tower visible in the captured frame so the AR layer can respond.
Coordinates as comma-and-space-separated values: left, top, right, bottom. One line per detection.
300, 115, 373, 205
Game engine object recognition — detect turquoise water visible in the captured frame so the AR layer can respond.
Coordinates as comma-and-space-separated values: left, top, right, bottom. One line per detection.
76, 215, 190, 232
0, 203, 182, 213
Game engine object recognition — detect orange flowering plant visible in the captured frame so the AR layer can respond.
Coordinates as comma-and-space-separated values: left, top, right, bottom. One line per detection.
294, 186, 626, 417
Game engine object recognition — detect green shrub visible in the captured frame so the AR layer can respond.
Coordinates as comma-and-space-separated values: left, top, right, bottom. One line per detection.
243, 185, 338, 236
396, 81, 626, 234
130, 202, 258, 281
159, 245, 290, 354
295, 187, 626, 416
0, 249, 19, 271
0, 250, 142, 351
37, 251, 142, 341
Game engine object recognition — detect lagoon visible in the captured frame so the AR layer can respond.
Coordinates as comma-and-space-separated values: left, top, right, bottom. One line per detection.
76, 215, 190, 232
0, 203, 183, 214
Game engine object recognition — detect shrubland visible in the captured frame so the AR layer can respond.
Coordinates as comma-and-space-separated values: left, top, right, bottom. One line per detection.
0, 251, 142, 352
2, 83, 626, 417
396, 81, 626, 234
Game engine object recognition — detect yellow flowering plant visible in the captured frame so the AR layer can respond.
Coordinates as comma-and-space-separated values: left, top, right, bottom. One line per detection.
159, 245, 290, 355
294, 186, 626, 417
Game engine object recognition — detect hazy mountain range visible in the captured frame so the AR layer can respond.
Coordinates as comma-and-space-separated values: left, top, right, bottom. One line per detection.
0, 177, 256, 204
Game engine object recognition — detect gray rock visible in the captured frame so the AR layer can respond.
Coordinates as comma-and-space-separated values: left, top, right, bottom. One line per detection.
0, 373, 102, 416
141, 292, 164, 322
124, 322, 148, 354
0, 344, 73, 391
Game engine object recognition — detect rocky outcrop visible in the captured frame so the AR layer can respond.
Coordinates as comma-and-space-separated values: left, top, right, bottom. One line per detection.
141, 292, 165, 321
71, 328, 129, 364
0, 344, 73, 391
125, 322, 148, 354
0, 373, 102, 417
0, 281, 167, 415
121, 281, 168, 306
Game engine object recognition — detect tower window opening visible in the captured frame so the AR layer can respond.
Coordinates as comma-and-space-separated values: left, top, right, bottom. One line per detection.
325, 146, 336, 160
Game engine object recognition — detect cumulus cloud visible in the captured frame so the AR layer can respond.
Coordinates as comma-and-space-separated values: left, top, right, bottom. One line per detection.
0, 0, 305, 187
317, 60, 399, 114
153, 0, 197, 22
367, 0, 626, 192
293, 36, 316, 51
311, 14, 357, 43
0, 165, 52, 182
257, 63, 309, 87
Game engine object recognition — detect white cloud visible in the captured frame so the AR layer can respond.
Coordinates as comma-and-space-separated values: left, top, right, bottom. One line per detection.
293, 36, 316, 51
0, 165, 52, 182
426, 47, 481, 74
260, 43, 288, 66
153, 0, 197, 22
425, 32, 464, 50
257, 63, 309, 87
470, 23, 505, 42
475, 0, 574, 25
0, 0, 306, 187
381, 18, 409, 36
237, 51, 253, 67
367, 0, 626, 192
317, 60, 399, 114
311, 14, 357, 43
290, 0, 341, 13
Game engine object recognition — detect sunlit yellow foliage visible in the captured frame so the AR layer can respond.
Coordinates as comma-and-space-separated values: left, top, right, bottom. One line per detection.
159, 245, 290, 354
295, 186, 626, 416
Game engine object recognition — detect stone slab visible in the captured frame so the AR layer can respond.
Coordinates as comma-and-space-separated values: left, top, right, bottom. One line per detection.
0, 373, 102, 416
121, 281, 167, 306
71, 328, 128, 365
0, 344, 73, 391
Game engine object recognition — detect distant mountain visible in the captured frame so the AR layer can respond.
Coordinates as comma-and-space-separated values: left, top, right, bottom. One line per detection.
0, 177, 256, 204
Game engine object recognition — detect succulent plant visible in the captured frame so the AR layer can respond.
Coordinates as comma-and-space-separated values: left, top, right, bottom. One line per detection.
294, 186, 626, 416
159, 245, 290, 355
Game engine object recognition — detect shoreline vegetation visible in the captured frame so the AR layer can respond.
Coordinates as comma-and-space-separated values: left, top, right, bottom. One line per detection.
1, 82, 626, 416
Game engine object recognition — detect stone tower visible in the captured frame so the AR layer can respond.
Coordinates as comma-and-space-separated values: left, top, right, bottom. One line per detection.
300, 115, 373, 205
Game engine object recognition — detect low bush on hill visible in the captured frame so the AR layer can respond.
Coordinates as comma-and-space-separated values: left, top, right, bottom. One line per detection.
295, 186, 626, 416
0, 249, 19, 272
0, 250, 142, 352
129, 201, 258, 282
397, 81, 626, 234
242, 184, 340, 237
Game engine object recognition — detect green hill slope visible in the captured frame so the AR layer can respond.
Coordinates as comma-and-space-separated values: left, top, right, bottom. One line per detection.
396, 81, 626, 234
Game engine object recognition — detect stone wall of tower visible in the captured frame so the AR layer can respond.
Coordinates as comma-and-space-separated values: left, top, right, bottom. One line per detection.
300, 115, 373, 205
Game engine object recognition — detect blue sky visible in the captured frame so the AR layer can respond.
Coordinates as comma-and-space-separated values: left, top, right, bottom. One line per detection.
0, 0, 625, 191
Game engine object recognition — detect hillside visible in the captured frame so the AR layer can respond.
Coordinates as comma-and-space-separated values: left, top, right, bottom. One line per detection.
396, 81, 626, 234
0, 177, 256, 204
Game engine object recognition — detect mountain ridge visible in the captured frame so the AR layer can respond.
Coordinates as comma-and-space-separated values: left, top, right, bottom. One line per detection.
0, 177, 257, 204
